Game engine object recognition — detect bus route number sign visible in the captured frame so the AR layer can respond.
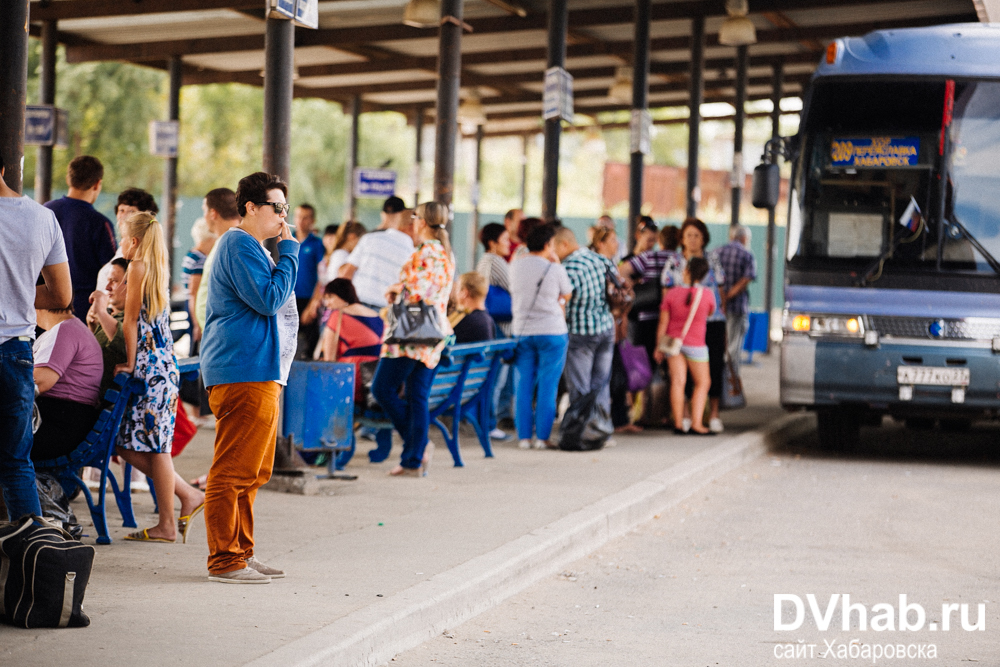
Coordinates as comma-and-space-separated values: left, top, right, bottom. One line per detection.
830, 136, 920, 168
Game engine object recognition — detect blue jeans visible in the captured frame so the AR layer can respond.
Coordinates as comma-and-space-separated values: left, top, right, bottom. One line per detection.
490, 362, 514, 430
371, 356, 437, 469
0, 338, 42, 520
564, 329, 615, 416
513, 334, 569, 441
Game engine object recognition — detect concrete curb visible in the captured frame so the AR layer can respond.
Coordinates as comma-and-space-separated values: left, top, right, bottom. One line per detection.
244, 413, 814, 667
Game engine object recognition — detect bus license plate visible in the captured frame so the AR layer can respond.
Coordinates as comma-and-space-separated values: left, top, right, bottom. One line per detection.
896, 366, 970, 386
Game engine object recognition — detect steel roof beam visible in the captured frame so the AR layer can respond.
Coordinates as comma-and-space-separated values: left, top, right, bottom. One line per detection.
60, 6, 975, 63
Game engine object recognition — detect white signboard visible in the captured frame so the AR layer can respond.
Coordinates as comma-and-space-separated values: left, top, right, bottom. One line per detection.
629, 109, 651, 155
543, 66, 574, 122
294, 0, 319, 29
268, 0, 296, 19
149, 121, 179, 158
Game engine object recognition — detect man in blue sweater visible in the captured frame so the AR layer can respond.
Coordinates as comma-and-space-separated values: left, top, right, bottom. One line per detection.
200, 172, 298, 584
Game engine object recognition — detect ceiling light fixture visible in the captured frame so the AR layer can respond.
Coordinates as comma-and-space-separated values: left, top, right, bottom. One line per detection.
718, 0, 757, 46
608, 66, 633, 104
458, 89, 487, 128
403, 0, 440, 29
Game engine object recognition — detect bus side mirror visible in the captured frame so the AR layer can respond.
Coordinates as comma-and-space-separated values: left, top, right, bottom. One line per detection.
751, 163, 780, 209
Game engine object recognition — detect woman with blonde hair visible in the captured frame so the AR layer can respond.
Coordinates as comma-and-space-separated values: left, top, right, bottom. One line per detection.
114, 211, 204, 543
371, 201, 456, 477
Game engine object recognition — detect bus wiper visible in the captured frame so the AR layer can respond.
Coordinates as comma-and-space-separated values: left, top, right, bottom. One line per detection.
946, 213, 1000, 276
858, 217, 923, 287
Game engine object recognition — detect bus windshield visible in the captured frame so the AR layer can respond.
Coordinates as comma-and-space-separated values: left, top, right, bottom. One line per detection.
787, 79, 1000, 278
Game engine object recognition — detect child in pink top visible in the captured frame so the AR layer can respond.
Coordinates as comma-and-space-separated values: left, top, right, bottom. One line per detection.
654, 257, 716, 435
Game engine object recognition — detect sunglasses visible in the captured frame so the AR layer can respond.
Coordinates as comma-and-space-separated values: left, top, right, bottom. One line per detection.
254, 201, 290, 215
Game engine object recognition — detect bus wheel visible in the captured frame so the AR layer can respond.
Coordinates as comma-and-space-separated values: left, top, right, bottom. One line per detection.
816, 407, 861, 452
905, 417, 936, 431
940, 418, 972, 432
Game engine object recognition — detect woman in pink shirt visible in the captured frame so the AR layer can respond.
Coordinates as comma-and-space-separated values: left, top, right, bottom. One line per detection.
653, 257, 716, 435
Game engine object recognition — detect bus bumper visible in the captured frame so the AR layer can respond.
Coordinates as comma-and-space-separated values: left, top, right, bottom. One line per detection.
781, 335, 1000, 417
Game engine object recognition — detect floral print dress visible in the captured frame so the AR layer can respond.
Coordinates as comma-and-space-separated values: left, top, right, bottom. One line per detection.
117, 304, 179, 453
381, 239, 456, 369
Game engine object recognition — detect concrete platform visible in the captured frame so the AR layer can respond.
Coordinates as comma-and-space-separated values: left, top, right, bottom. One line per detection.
0, 355, 790, 666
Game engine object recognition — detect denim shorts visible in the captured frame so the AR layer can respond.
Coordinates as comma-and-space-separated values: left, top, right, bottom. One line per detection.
680, 345, 709, 362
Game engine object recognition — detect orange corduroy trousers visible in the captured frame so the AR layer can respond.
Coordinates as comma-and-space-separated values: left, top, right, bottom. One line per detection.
205, 381, 281, 575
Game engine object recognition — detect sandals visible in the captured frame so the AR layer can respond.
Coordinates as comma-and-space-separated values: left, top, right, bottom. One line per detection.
177, 502, 206, 544
124, 528, 174, 543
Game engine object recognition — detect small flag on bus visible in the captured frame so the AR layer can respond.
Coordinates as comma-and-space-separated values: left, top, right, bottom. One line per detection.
898, 195, 921, 232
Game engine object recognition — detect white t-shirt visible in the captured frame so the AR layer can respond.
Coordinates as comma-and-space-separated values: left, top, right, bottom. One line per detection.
321, 248, 350, 286
0, 196, 68, 344
510, 254, 572, 337
346, 229, 415, 307
264, 248, 299, 385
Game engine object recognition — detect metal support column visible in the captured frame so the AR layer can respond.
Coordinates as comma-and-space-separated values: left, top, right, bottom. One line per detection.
413, 108, 424, 206
471, 124, 483, 266
685, 15, 705, 219
163, 56, 181, 284
764, 61, 783, 354
628, 0, 651, 250
263, 16, 294, 183
434, 0, 463, 211
0, 0, 30, 193
730, 44, 748, 227
520, 134, 529, 210
541, 0, 568, 222
35, 20, 57, 203
344, 95, 360, 221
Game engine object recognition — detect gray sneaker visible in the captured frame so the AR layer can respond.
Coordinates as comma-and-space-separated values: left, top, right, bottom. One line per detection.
208, 566, 270, 584
246, 556, 285, 579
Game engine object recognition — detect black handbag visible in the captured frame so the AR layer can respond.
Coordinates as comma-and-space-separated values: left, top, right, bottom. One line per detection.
0, 515, 94, 628
632, 279, 661, 312
384, 290, 448, 346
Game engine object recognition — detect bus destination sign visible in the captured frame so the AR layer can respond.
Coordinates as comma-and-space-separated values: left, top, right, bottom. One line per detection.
830, 136, 920, 168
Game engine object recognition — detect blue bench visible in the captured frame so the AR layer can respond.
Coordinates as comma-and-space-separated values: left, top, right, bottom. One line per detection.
358, 339, 517, 468
33, 373, 147, 545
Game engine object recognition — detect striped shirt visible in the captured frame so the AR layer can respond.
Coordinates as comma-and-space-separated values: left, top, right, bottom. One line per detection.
562, 248, 614, 336
476, 252, 512, 336
628, 249, 681, 321
346, 228, 415, 307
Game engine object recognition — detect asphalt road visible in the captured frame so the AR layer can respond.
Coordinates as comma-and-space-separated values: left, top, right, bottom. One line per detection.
391, 417, 1000, 666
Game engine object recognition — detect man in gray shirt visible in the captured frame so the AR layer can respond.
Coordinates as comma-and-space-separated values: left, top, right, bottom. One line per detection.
0, 154, 73, 520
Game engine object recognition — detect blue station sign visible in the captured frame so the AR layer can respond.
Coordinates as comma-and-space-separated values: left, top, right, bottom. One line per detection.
353, 168, 397, 198
25, 106, 56, 146
830, 136, 920, 168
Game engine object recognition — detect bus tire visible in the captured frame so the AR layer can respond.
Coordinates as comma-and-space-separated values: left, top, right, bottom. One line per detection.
816, 407, 860, 452
940, 418, 972, 432
905, 417, 936, 431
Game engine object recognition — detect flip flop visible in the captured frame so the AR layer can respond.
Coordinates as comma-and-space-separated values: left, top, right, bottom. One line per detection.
124, 528, 174, 543
177, 502, 206, 544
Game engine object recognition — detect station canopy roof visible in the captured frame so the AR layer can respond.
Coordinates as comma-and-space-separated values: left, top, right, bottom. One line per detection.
30, 0, 980, 136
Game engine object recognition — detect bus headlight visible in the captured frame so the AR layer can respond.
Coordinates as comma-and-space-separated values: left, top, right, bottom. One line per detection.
784, 312, 864, 338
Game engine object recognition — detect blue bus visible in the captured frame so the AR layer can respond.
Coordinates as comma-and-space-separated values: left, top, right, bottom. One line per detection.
756, 24, 1000, 448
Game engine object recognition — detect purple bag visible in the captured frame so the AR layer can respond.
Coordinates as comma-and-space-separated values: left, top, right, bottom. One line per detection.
617, 339, 652, 393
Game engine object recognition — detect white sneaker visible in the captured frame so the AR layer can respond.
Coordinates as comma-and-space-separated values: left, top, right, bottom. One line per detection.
489, 428, 511, 441
681, 418, 692, 433
709, 418, 724, 433
518, 439, 532, 450
208, 566, 271, 584
533, 439, 551, 450
246, 556, 285, 579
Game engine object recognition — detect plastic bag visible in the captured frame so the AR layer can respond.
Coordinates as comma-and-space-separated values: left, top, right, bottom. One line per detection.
35, 473, 82, 540
558, 389, 613, 451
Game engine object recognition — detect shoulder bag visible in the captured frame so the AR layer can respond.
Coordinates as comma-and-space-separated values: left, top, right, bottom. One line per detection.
657, 287, 703, 358
384, 289, 448, 346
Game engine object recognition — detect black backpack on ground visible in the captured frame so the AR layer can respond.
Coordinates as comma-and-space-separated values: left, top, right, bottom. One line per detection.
558, 389, 614, 452
0, 515, 94, 628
